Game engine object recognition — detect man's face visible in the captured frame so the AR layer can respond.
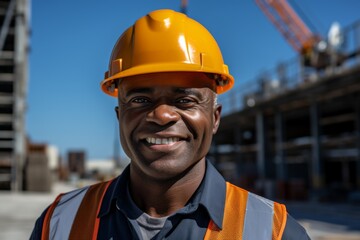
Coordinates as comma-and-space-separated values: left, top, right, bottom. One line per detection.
116, 72, 221, 181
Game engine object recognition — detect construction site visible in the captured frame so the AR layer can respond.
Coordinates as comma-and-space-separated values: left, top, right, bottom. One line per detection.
0, 0, 360, 239
211, 0, 360, 202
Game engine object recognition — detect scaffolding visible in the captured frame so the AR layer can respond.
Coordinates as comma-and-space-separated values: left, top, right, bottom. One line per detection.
0, 0, 29, 190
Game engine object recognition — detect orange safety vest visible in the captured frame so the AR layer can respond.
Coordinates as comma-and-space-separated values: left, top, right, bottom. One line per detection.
41, 180, 287, 240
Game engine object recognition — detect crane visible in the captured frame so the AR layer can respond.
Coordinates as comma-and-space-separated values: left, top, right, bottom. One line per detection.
180, 0, 188, 15
255, 0, 335, 69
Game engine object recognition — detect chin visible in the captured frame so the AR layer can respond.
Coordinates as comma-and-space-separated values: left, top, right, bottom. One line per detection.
148, 158, 204, 180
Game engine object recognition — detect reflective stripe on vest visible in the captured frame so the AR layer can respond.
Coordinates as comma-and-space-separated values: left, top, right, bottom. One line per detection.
204, 182, 287, 240
50, 187, 89, 240
42, 181, 286, 240
243, 192, 275, 239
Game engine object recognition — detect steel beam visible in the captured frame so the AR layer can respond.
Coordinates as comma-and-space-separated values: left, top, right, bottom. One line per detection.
0, 0, 16, 57
256, 111, 266, 182
275, 112, 285, 180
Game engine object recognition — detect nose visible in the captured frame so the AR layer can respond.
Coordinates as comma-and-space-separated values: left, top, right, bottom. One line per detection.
146, 104, 180, 125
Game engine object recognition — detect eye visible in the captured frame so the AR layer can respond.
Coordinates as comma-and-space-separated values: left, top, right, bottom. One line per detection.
176, 97, 196, 106
131, 97, 151, 104
177, 98, 191, 103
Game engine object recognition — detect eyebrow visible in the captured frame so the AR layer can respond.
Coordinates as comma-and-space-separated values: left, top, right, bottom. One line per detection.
125, 87, 203, 98
125, 87, 153, 97
174, 88, 203, 99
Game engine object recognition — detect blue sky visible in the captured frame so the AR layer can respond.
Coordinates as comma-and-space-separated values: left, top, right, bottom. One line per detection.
27, 0, 360, 160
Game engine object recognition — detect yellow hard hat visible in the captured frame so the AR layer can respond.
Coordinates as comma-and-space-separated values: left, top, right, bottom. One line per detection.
101, 9, 234, 97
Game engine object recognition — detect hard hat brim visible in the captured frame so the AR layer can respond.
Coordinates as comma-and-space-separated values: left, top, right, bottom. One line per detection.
101, 62, 234, 97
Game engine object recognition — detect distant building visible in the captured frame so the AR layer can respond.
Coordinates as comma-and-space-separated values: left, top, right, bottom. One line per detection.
68, 150, 86, 178
86, 159, 121, 181
47, 145, 59, 171
0, 0, 30, 191
25, 142, 59, 192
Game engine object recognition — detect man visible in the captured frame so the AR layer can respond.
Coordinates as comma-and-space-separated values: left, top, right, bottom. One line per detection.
31, 9, 309, 239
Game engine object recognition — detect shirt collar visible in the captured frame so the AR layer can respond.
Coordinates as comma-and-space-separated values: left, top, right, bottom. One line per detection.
98, 160, 226, 230
195, 159, 226, 229
98, 164, 130, 218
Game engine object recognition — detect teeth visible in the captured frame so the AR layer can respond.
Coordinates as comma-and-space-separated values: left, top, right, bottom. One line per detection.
145, 137, 180, 145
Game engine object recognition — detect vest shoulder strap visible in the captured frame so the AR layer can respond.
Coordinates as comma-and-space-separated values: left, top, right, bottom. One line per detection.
204, 182, 287, 240
69, 180, 112, 240
41, 193, 64, 240
41, 180, 113, 240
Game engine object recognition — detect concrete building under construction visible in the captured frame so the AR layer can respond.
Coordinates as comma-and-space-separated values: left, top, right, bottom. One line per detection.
211, 19, 360, 202
0, 0, 29, 190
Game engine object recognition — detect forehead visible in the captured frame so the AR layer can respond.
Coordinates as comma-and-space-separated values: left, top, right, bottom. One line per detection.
118, 72, 216, 94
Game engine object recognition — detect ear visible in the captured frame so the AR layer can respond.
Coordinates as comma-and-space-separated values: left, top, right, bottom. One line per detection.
115, 106, 119, 120
212, 104, 222, 134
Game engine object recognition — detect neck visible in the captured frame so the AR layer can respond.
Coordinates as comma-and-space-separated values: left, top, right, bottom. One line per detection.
129, 159, 206, 217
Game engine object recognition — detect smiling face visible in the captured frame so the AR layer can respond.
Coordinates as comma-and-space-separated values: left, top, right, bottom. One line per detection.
116, 72, 221, 181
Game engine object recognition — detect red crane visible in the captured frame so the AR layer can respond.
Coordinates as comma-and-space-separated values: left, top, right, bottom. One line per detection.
255, 0, 329, 68
180, 0, 188, 14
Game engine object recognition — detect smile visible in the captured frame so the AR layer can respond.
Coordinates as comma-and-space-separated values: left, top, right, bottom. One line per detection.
145, 137, 180, 145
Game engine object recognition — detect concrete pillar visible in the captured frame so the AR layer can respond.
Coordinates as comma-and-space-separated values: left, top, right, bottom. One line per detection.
342, 161, 351, 189
256, 111, 266, 182
210, 139, 219, 166
275, 112, 285, 180
310, 102, 324, 192
355, 95, 360, 189
12, 0, 30, 191
234, 126, 242, 177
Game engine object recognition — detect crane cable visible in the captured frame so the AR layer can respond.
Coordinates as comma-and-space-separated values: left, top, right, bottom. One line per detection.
289, 0, 323, 35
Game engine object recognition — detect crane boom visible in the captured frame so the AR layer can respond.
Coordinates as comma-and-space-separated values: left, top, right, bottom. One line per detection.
255, 0, 320, 54
181, 0, 188, 14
